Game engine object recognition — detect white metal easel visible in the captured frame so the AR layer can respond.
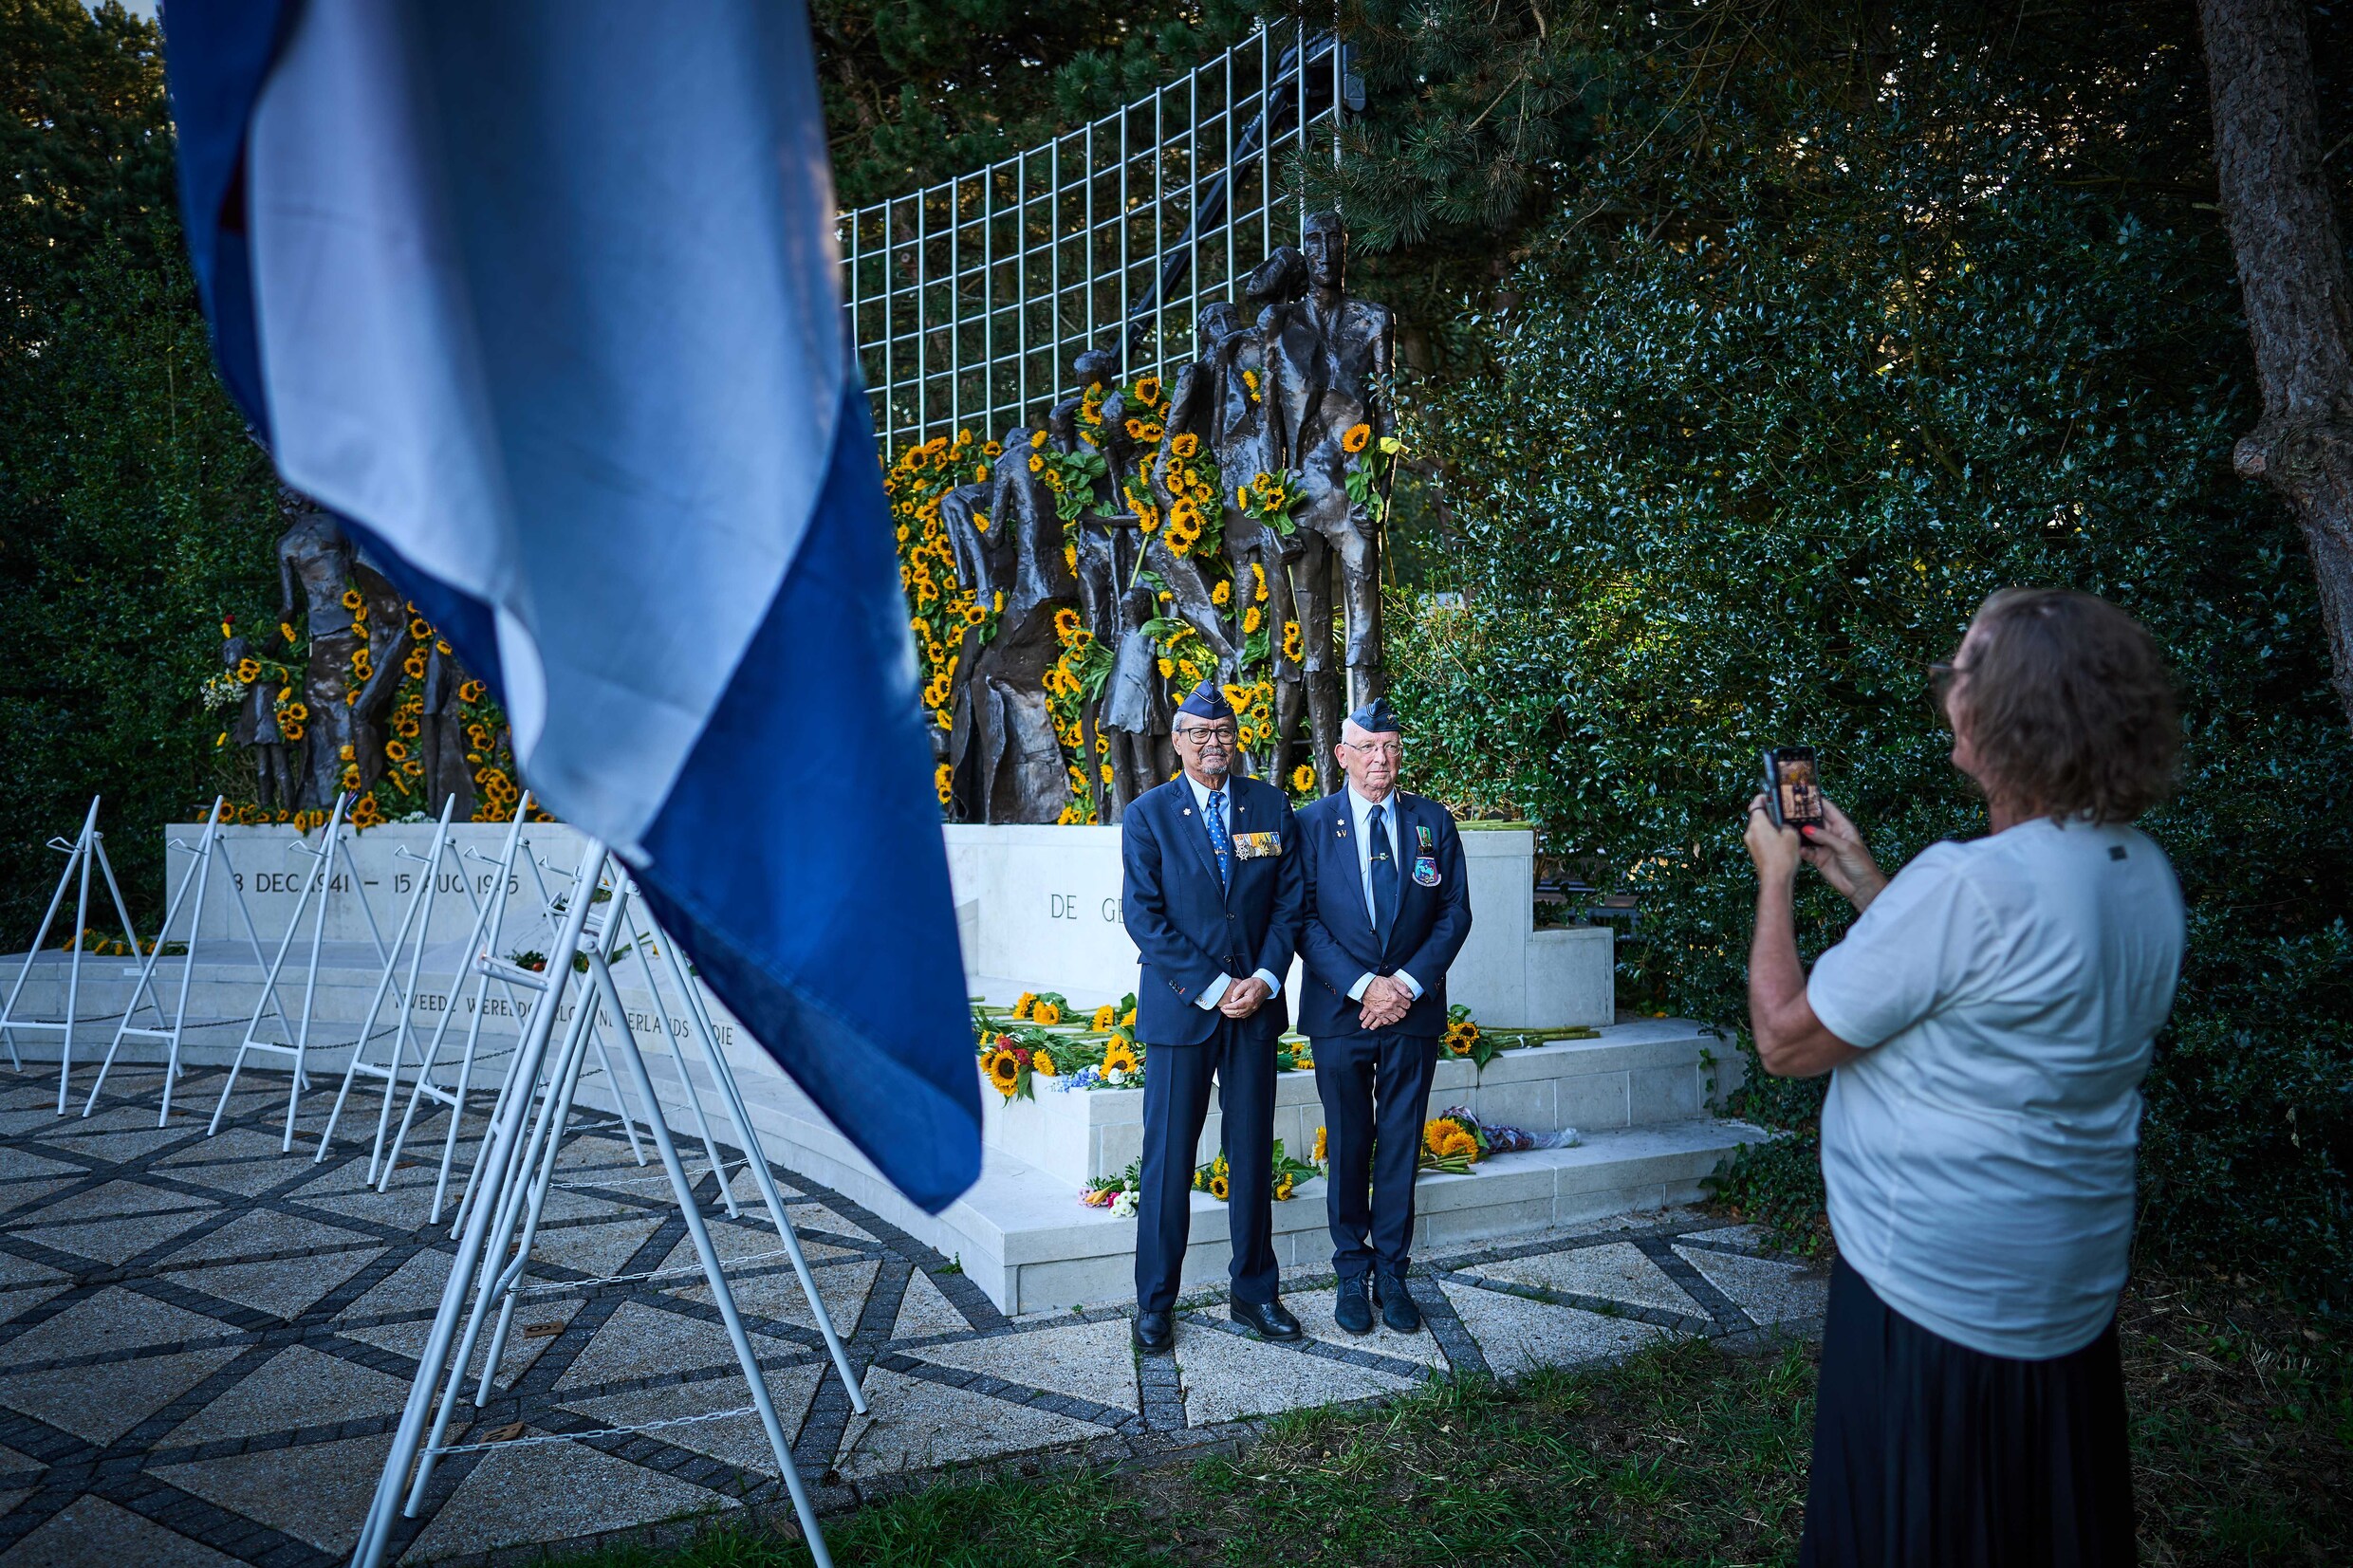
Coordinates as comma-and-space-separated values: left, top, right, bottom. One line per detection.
312, 795, 463, 1177
348, 841, 845, 1568
208, 791, 394, 1148
0, 796, 163, 1112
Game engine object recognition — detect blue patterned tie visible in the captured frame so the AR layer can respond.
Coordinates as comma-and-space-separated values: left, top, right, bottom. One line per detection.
1369, 802, 1399, 948
1207, 789, 1232, 888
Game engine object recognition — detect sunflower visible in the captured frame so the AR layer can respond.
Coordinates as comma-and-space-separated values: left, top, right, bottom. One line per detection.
1312, 1125, 1328, 1164
1032, 1048, 1058, 1078
1235, 484, 1251, 510
1273, 1173, 1295, 1202
384, 740, 409, 762
1124, 417, 1149, 440
1209, 1173, 1230, 1201
1292, 764, 1315, 792
1170, 432, 1198, 459
1090, 1004, 1118, 1031
1030, 430, 1048, 449
281, 620, 297, 643
1342, 422, 1373, 454
349, 794, 385, 828
983, 1047, 1023, 1098
936, 763, 954, 803
404, 651, 427, 680
1283, 621, 1305, 662
1135, 375, 1162, 406
1158, 656, 1175, 678
1211, 579, 1232, 606
233, 657, 260, 683
963, 602, 988, 627
281, 721, 306, 742
1033, 1000, 1062, 1026
1028, 452, 1046, 473
1103, 1039, 1139, 1076
341, 588, 363, 611
458, 680, 484, 703
1442, 1129, 1479, 1161
1053, 607, 1083, 640
1423, 1119, 1452, 1156
1012, 991, 1036, 1020
1242, 368, 1260, 398
1243, 606, 1263, 635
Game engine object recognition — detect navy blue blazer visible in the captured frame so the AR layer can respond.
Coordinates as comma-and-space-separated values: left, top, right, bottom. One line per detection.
1294, 789, 1473, 1040
1121, 772, 1303, 1048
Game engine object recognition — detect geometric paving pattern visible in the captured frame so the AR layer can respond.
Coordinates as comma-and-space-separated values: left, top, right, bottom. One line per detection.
0, 1064, 1824, 1565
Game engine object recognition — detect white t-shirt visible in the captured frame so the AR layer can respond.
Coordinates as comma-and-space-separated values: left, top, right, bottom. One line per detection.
1806, 817, 2184, 1359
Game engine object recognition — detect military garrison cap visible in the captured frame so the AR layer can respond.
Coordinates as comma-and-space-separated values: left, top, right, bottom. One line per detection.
1176, 681, 1236, 722
1346, 695, 1403, 734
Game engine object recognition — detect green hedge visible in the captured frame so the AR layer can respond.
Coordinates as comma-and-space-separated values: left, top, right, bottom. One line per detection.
1388, 67, 2353, 1307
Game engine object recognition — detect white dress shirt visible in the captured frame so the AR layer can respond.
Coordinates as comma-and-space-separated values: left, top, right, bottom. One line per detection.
1182, 771, 1285, 1009
1343, 784, 1422, 1003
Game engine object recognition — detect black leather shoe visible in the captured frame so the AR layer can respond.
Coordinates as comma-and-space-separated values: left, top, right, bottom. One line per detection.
1333, 1278, 1375, 1335
1374, 1275, 1422, 1334
1231, 1297, 1304, 1341
1132, 1309, 1174, 1353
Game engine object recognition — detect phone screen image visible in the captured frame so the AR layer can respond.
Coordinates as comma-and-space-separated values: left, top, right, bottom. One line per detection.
1766, 748, 1825, 830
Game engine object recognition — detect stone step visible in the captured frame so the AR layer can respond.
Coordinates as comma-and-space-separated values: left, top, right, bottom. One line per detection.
912, 1116, 1771, 1314
983, 1016, 1745, 1190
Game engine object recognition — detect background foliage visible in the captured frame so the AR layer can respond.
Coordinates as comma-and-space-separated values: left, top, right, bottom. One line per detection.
1383, 16, 2353, 1307
0, 0, 280, 940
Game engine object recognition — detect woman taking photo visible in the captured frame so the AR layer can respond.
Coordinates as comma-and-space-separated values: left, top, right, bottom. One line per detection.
1744, 588, 2185, 1567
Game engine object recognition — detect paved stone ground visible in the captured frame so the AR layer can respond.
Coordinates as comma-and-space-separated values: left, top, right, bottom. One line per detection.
0, 1064, 1825, 1566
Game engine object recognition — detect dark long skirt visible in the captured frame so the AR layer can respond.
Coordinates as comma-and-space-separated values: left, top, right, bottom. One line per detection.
1799, 1256, 2137, 1568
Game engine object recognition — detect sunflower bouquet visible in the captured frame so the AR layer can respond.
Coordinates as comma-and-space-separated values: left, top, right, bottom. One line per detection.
1192, 1140, 1318, 1203
1419, 1112, 1487, 1173
1233, 470, 1305, 538
1438, 1005, 1603, 1072
972, 991, 1147, 1096
1339, 424, 1404, 526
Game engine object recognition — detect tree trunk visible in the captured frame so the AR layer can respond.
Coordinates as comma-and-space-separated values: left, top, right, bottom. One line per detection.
2196, 0, 2353, 725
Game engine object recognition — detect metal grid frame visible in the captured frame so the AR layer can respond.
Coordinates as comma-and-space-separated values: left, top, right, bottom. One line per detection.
840, 24, 1346, 452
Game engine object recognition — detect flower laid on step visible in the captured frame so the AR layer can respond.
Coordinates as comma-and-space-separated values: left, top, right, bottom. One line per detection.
1082, 1159, 1142, 1211
1312, 1125, 1327, 1166
1442, 1010, 1482, 1059
1031, 1047, 1057, 1078
1090, 1004, 1119, 1031
1011, 991, 1037, 1019
981, 1040, 1030, 1101
1420, 1112, 1486, 1172
1192, 1142, 1318, 1202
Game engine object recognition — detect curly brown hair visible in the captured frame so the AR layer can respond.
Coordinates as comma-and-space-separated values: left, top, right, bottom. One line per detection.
1953, 588, 2179, 823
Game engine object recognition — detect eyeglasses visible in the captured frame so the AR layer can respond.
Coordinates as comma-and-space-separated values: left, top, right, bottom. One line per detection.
1341, 740, 1404, 759
1174, 725, 1237, 746
1927, 658, 1971, 717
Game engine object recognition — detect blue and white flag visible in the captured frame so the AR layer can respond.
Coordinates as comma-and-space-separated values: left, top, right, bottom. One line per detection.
163, 1, 980, 1212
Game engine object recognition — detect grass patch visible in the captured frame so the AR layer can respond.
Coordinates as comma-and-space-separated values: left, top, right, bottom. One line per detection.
556, 1270, 2347, 1568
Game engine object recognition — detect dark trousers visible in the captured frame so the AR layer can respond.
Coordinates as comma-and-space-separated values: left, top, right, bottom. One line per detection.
1310, 1029, 1438, 1282
1135, 1016, 1278, 1313
1800, 1256, 2136, 1568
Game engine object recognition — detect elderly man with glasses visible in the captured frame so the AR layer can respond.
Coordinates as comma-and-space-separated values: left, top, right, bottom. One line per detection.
1120, 681, 1306, 1352
1293, 696, 1473, 1335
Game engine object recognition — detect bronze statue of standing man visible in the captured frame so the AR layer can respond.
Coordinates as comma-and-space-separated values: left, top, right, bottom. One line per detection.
1262, 212, 1396, 771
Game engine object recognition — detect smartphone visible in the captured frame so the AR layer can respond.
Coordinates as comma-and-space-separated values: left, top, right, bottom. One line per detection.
1763, 747, 1825, 833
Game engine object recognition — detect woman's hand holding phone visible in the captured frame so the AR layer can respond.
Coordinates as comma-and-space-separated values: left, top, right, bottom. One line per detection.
1797, 797, 1888, 913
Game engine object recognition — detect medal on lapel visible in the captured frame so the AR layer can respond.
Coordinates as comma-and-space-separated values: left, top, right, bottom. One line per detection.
1413, 855, 1439, 886
1233, 831, 1282, 859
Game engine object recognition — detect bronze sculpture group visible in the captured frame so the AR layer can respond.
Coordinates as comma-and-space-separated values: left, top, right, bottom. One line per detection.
938, 212, 1395, 825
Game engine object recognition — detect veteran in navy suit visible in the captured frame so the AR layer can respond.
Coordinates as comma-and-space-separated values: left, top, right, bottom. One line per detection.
1295, 697, 1473, 1335
1121, 682, 1306, 1351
